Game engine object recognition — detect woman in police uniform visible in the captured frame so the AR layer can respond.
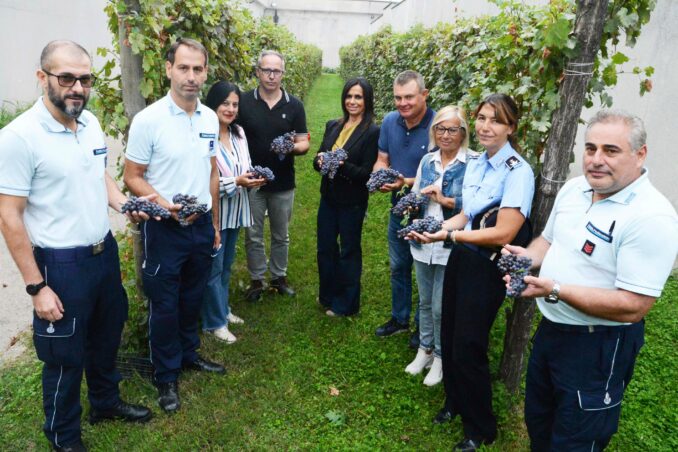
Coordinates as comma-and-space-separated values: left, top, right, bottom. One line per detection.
409, 93, 535, 451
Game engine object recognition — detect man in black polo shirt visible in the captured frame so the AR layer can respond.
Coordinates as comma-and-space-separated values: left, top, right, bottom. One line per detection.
237, 50, 309, 301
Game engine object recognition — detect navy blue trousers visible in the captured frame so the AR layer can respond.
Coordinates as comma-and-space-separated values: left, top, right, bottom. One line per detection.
141, 214, 214, 383
316, 198, 366, 316
441, 245, 506, 442
525, 318, 645, 451
32, 231, 127, 448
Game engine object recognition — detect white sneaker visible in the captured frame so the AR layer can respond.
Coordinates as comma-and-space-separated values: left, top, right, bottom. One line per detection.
211, 326, 237, 344
228, 312, 244, 324
405, 348, 433, 375
423, 356, 443, 386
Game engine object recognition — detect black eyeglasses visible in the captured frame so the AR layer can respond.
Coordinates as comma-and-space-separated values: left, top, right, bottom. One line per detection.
257, 67, 284, 77
434, 125, 464, 136
42, 69, 96, 88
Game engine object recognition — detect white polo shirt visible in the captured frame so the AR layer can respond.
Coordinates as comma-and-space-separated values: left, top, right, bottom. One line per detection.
0, 98, 110, 248
125, 93, 219, 206
538, 171, 678, 326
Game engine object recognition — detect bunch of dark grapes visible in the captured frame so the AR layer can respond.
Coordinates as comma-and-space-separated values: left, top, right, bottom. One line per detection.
366, 168, 401, 193
396, 216, 442, 238
249, 165, 275, 182
320, 148, 348, 179
172, 193, 209, 227
497, 254, 533, 297
271, 131, 296, 159
391, 192, 428, 217
121, 196, 171, 220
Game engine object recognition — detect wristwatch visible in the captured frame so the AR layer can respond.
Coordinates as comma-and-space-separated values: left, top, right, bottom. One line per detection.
545, 280, 560, 304
26, 281, 47, 296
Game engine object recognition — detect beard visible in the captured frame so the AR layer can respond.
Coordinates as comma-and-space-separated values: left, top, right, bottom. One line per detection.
47, 82, 88, 119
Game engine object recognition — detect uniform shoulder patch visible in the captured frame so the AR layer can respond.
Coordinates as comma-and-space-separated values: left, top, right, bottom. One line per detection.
505, 156, 521, 170
467, 153, 480, 159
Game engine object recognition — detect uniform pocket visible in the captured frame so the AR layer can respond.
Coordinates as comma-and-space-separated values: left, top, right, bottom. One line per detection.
142, 259, 161, 277
33, 315, 82, 367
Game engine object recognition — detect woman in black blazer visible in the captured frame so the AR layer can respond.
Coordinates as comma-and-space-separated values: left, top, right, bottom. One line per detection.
313, 77, 380, 316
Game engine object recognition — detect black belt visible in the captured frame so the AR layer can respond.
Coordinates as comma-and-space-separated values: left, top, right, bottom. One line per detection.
542, 317, 633, 334
33, 231, 113, 263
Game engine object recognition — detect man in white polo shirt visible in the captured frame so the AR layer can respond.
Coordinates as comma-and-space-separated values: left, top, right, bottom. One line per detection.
504, 109, 678, 451
123, 38, 223, 414
0, 40, 152, 452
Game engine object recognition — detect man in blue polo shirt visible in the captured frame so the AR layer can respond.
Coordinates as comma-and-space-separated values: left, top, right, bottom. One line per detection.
504, 110, 678, 451
124, 38, 224, 414
0, 40, 151, 452
373, 70, 435, 343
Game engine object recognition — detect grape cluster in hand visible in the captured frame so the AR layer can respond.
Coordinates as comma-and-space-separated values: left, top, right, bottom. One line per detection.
121, 196, 171, 220
366, 168, 401, 193
172, 193, 209, 227
250, 165, 275, 182
396, 216, 442, 238
320, 148, 348, 179
497, 254, 532, 297
271, 131, 296, 159
391, 192, 427, 217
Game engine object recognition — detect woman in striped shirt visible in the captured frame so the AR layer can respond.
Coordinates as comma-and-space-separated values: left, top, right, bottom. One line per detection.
202, 81, 266, 343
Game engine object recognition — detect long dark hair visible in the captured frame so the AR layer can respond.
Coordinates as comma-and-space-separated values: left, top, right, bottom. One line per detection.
474, 93, 520, 152
340, 77, 375, 127
205, 80, 242, 138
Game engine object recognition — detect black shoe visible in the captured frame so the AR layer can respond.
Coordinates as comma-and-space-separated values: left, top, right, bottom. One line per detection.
453, 438, 491, 451
375, 318, 409, 337
245, 280, 264, 302
156, 381, 180, 413
432, 407, 456, 424
89, 401, 152, 425
270, 276, 295, 296
53, 440, 87, 452
182, 356, 225, 374
409, 327, 420, 349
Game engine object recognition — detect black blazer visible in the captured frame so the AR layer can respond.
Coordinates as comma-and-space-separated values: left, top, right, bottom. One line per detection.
313, 118, 380, 206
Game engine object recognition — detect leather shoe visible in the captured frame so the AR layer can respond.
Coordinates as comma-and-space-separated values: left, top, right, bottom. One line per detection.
53, 440, 87, 452
182, 356, 225, 374
432, 407, 457, 424
89, 401, 152, 424
453, 438, 491, 451
270, 276, 295, 296
245, 279, 264, 302
157, 381, 180, 413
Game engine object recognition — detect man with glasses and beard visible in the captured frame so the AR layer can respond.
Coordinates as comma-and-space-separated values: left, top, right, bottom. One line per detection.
0, 40, 152, 452
123, 38, 224, 414
237, 50, 309, 302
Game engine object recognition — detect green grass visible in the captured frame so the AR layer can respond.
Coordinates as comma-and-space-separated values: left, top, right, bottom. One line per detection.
0, 74, 676, 451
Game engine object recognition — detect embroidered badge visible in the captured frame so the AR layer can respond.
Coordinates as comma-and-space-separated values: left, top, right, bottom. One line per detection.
582, 240, 596, 256
199, 133, 216, 139
505, 156, 520, 170
92, 147, 107, 156
586, 222, 613, 243
209, 140, 215, 151
47, 322, 55, 334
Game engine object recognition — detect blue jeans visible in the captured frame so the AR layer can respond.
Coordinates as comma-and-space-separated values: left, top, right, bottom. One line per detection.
387, 212, 417, 325
316, 198, 366, 316
202, 228, 240, 330
413, 260, 445, 357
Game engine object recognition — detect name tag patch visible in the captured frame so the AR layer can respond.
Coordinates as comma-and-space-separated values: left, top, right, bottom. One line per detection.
93, 147, 107, 156
581, 240, 596, 256
586, 221, 613, 243
200, 133, 216, 139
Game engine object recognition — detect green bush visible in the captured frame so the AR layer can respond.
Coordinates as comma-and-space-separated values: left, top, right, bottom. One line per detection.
340, 0, 655, 164
0, 103, 31, 130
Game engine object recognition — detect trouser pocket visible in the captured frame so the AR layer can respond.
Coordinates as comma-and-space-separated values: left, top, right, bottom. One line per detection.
33, 315, 83, 367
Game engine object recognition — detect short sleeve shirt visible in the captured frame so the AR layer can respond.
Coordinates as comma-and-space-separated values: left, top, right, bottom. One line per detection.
125, 93, 218, 206
461, 142, 535, 230
378, 108, 435, 178
237, 88, 307, 192
0, 98, 110, 248
538, 172, 678, 326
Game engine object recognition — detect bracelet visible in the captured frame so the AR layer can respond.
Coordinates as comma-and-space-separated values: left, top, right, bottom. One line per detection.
444, 230, 457, 245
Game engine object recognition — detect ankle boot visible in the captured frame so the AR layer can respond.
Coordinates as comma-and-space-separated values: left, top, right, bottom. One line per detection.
405, 348, 433, 375
423, 356, 443, 386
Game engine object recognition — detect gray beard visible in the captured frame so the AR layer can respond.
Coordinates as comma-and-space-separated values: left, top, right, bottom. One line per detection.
48, 83, 88, 119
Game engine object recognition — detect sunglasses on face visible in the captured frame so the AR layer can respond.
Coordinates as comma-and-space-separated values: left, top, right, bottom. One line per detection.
43, 70, 96, 88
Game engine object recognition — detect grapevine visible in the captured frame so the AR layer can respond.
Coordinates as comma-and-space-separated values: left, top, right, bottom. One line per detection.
366, 168, 400, 193
271, 131, 296, 160
391, 192, 427, 217
396, 216, 442, 239
497, 254, 533, 298
120, 196, 171, 220
249, 165, 275, 182
320, 148, 348, 179
172, 193, 209, 227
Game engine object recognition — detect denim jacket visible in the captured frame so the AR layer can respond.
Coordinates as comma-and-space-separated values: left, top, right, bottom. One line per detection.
417, 148, 467, 220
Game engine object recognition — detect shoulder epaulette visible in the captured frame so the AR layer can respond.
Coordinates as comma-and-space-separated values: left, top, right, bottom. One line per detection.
505, 156, 521, 170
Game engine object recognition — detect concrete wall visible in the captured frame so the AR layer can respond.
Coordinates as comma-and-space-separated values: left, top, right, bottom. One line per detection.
0, 0, 111, 108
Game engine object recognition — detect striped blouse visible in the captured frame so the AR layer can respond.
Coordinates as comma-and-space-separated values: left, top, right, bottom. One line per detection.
216, 124, 253, 230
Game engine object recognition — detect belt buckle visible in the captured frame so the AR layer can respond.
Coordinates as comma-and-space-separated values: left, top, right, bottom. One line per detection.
92, 239, 105, 255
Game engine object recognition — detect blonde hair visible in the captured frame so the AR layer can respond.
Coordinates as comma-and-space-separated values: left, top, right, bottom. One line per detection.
428, 105, 469, 150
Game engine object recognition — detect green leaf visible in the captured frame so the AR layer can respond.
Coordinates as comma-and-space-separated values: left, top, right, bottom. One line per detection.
543, 18, 570, 48
611, 52, 629, 65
